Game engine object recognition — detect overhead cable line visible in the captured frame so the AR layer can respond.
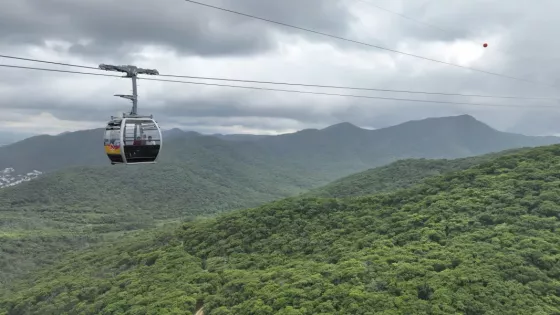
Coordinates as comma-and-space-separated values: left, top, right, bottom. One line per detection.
183, 0, 556, 89
1, 54, 557, 101
158, 74, 560, 101
0, 64, 122, 78
0, 54, 99, 70
142, 76, 556, 108
355, 0, 452, 35
2, 63, 558, 110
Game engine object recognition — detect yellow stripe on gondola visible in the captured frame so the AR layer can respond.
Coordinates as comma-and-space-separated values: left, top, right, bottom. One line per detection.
104, 144, 121, 155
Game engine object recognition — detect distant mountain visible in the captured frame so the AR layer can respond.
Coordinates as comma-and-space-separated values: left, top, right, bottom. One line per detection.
251, 114, 560, 179
1, 114, 558, 179
163, 129, 270, 142
212, 133, 272, 142
162, 128, 201, 140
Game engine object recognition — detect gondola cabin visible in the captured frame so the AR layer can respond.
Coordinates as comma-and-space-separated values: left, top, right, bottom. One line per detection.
104, 117, 162, 165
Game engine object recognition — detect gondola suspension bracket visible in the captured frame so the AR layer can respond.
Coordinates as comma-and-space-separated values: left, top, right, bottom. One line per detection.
100, 63, 162, 165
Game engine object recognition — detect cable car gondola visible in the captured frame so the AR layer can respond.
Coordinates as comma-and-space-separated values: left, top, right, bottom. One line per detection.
99, 64, 162, 165
104, 116, 162, 165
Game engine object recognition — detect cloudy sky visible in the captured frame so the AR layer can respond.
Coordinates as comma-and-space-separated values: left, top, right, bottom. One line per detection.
1, 0, 560, 141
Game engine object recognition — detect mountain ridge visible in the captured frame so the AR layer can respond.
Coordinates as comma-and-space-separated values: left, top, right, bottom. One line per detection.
2, 114, 559, 179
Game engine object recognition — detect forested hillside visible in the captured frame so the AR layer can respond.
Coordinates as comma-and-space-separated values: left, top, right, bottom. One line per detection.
0, 137, 527, 286
4, 144, 560, 314
0, 135, 324, 286
306, 148, 525, 198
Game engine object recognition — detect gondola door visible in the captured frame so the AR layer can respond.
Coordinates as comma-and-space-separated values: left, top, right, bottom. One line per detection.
104, 120, 124, 164
122, 118, 161, 164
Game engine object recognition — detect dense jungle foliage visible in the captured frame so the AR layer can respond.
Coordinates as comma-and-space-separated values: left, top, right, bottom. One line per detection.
0, 146, 520, 287
3, 145, 560, 314
0, 150, 314, 287
306, 149, 524, 198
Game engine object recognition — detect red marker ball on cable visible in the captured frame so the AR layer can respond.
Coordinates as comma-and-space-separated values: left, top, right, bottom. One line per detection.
483, 43, 488, 48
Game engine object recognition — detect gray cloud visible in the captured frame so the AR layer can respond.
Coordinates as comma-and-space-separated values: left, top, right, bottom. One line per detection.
2, 0, 560, 138
0, 0, 355, 60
